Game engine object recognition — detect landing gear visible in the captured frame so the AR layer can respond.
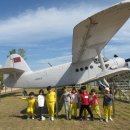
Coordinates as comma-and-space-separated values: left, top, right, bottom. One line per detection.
22, 89, 28, 96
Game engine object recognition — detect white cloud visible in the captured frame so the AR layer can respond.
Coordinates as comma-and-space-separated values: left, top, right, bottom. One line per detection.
112, 20, 130, 42
36, 55, 72, 68
0, 1, 129, 47
0, 4, 101, 46
0, 1, 129, 46
104, 42, 130, 59
29, 54, 72, 70
1, 1, 130, 70
104, 19, 130, 59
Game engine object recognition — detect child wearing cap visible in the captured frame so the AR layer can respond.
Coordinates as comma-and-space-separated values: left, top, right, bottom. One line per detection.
103, 87, 113, 122
21, 92, 37, 119
89, 89, 103, 121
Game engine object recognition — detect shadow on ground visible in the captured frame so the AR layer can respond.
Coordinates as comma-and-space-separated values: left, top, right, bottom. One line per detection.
0, 92, 21, 98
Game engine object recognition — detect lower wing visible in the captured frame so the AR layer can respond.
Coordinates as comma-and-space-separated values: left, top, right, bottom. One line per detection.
86, 67, 130, 83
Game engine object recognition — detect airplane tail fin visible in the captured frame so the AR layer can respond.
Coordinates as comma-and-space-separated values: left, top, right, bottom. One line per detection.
0, 54, 31, 74
0, 54, 31, 88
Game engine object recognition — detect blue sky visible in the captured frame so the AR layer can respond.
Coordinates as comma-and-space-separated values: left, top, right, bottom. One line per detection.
0, 0, 130, 70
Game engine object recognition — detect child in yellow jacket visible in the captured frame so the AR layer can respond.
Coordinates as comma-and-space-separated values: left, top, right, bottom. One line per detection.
46, 86, 56, 121
21, 92, 37, 119
69, 87, 78, 119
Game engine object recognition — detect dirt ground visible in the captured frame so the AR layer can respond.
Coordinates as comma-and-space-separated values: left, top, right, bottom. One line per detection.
0, 89, 130, 130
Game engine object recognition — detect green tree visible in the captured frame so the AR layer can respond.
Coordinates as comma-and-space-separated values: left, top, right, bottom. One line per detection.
9, 49, 16, 55
18, 48, 27, 60
7, 49, 16, 57
7, 48, 27, 60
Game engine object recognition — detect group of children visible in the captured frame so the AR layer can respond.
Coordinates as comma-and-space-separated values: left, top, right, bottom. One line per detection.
21, 86, 56, 121
60, 85, 113, 123
21, 85, 113, 123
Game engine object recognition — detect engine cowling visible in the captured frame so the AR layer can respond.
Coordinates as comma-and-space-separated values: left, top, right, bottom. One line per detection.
107, 57, 127, 69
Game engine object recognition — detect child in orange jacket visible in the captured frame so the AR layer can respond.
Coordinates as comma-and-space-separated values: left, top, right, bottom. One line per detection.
89, 89, 103, 121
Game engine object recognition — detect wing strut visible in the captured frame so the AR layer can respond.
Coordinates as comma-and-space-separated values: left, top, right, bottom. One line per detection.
96, 49, 110, 87
96, 49, 106, 71
103, 78, 109, 87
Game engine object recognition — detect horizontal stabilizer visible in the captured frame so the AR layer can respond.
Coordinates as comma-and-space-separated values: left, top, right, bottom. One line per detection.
0, 68, 25, 74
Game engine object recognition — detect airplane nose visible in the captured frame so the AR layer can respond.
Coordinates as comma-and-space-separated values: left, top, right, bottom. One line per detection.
113, 58, 127, 68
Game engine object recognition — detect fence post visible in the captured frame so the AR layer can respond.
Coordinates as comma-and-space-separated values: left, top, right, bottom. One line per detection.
55, 86, 58, 118
111, 82, 115, 118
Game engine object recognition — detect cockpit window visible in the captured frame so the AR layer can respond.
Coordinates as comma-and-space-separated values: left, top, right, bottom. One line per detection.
94, 57, 108, 64
94, 58, 99, 64
103, 57, 109, 62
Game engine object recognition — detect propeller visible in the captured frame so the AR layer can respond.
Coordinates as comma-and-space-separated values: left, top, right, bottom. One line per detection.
114, 54, 118, 58
125, 58, 130, 62
114, 54, 130, 63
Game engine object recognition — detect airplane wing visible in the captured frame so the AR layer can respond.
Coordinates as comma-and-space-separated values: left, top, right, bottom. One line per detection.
86, 67, 130, 83
72, 1, 130, 64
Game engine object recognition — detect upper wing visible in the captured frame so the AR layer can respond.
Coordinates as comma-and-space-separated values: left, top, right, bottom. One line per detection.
72, 1, 130, 63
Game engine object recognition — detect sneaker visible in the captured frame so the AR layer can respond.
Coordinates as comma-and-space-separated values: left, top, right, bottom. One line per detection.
65, 116, 69, 120
90, 118, 94, 121
27, 117, 30, 120
41, 116, 45, 121
109, 118, 113, 121
79, 118, 83, 121
51, 117, 54, 121
105, 119, 108, 123
99, 118, 103, 122
86, 118, 89, 121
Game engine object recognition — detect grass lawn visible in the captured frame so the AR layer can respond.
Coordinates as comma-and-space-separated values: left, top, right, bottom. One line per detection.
0, 89, 130, 130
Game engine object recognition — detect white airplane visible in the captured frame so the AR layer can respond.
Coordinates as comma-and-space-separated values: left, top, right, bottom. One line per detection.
0, 0, 130, 88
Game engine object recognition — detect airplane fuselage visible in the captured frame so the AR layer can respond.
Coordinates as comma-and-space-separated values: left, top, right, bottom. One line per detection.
4, 57, 127, 88
2, 1, 130, 89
